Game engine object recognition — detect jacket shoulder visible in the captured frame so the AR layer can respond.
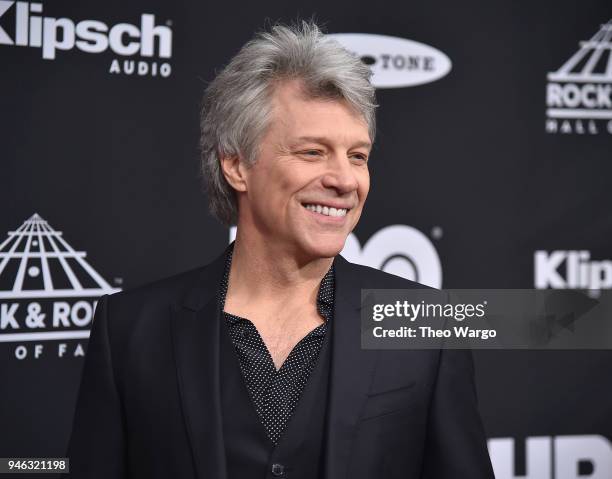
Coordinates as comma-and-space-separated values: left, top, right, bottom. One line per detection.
104, 264, 208, 310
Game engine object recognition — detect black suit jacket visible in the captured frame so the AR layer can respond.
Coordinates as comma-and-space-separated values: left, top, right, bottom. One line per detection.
66, 243, 494, 478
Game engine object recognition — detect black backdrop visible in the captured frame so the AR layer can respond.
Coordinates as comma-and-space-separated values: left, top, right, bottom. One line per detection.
2, 0, 611, 477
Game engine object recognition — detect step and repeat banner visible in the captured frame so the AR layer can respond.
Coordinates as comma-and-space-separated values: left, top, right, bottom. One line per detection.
1, 0, 611, 477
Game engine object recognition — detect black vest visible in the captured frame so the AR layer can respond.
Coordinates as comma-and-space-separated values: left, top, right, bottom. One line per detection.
219, 315, 332, 479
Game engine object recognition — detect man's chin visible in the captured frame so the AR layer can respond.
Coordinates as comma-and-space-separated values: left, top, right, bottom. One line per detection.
299, 236, 346, 260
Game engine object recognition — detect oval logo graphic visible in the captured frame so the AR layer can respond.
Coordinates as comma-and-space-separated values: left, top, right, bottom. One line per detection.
326, 33, 452, 88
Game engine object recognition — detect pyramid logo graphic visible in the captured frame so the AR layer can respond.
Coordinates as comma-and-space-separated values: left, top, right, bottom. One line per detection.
548, 20, 612, 84
546, 20, 612, 133
0, 213, 120, 346
0, 213, 119, 299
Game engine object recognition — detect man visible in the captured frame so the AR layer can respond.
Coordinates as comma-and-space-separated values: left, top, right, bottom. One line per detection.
67, 21, 494, 478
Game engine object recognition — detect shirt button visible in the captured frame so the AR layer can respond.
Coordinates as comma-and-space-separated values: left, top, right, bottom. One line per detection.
271, 463, 285, 476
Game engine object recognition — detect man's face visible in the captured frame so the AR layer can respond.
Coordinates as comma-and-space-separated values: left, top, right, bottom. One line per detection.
238, 79, 371, 260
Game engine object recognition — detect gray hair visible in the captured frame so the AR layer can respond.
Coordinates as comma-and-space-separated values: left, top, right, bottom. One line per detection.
199, 20, 377, 226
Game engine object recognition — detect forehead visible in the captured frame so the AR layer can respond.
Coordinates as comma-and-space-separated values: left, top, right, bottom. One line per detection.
268, 79, 370, 142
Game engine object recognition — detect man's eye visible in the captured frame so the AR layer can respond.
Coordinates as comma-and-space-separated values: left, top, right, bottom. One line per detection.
351, 153, 368, 163
301, 150, 321, 156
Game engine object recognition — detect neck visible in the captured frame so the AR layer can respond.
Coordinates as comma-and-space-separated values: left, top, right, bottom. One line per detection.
228, 226, 334, 307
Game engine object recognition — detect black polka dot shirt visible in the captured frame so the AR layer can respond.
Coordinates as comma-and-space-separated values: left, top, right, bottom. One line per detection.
218, 245, 335, 445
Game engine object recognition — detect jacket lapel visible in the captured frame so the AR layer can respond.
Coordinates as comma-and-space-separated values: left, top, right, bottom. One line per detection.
171, 245, 230, 479
324, 254, 380, 479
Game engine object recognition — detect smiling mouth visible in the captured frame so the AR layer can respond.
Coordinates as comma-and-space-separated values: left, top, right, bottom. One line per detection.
301, 203, 349, 218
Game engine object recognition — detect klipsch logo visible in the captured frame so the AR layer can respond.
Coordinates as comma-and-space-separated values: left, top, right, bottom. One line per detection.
534, 250, 612, 290
0, 1, 173, 77
327, 33, 452, 88
546, 20, 612, 134
229, 224, 443, 288
0, 214, 120, 360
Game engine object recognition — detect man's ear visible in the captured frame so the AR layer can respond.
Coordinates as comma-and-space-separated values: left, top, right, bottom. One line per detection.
220, 155, 248, 192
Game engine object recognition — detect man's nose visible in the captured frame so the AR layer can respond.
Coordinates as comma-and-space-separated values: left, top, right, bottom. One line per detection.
321, 154, 360, 193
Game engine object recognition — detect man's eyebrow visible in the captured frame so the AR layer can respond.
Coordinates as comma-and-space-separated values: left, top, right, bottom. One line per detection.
292, 136, 372, 150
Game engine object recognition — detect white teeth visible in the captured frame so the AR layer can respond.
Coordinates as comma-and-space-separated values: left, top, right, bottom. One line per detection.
303, 203, 348, 217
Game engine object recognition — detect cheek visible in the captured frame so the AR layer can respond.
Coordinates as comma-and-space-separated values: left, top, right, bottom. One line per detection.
358, 171, 370, 202
276, 172, 296, 194
248, 163, 284, 199
274, 164, 316, 198
250, 164, 304, 209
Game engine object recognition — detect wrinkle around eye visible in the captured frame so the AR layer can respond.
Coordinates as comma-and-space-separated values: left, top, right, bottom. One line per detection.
350, 155, 369, 164
296, 150, 324, 159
